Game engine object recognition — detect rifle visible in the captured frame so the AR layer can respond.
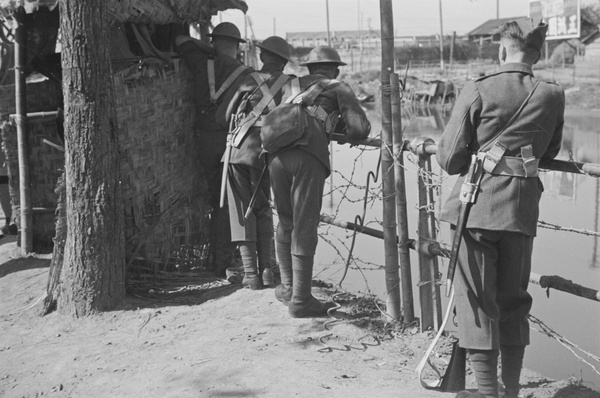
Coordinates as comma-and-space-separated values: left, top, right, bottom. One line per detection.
244, 155, 269, 220
445, 153, 484, 297
220, 115, 239, 208
416, 289, 466, 392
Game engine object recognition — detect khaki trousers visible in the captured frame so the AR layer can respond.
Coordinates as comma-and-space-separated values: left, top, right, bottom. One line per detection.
454, 228, 533, 350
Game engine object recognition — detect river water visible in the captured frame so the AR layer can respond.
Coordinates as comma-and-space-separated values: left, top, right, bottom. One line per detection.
310, 103, 600, 389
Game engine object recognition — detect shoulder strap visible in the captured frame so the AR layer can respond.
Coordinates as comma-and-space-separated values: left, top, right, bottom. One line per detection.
209, 61, 248, 103
251, 72, 282, 112
285, 78, 329, 105
231, 73, 289, 148
479, 81, 540, 153
250, 73, 289, 116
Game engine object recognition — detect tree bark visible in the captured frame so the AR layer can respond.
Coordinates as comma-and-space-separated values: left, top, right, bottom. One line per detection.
57, 0, 125, 316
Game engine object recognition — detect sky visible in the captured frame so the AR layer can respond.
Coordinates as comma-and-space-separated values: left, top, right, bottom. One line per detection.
213, 0, 533, 40
213, 0, 599, 40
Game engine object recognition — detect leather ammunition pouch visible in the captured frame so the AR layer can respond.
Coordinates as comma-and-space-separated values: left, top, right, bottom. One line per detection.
479, 142, 539, 178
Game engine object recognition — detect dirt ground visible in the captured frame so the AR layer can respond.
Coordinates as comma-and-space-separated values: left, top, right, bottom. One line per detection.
1, 235, 599, 398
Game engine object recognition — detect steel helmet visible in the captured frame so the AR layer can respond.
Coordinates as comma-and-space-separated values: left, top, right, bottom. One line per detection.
257, 36, 291, 61
207, 22, 246, 43
299, 45, 346, 66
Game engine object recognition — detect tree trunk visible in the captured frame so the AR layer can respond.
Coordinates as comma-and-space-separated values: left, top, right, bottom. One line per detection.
56, 0, 125, 316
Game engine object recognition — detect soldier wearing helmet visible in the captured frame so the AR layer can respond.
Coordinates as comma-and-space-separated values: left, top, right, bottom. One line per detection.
215, 36, 292, 290
175, 23, 252, 278
263, 45, 370, 317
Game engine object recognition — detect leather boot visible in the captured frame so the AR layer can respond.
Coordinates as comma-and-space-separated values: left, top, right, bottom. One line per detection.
274, 284, 292, 305
500, 345, 525, 398
288, 254, 335, 318
257, 236, 274, 286
468, 349, 499, 398
239, 242, 263, 290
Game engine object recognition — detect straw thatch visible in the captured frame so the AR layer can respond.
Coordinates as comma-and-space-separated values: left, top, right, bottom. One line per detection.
1, 0, 248, 25
108, 0, 248, 25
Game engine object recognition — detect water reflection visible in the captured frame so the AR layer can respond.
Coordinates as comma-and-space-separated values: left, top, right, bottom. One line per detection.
319, 103, 600, 386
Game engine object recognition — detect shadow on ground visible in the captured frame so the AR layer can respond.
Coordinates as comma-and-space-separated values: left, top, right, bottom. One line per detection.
121, 269, 241, 311
0, 257, 50, 279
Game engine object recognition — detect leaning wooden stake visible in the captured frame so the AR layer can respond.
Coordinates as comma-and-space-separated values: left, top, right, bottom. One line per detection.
378, 0, 401, 321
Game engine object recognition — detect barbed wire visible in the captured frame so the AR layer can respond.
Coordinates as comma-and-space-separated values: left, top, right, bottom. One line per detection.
529, 314, 600, 377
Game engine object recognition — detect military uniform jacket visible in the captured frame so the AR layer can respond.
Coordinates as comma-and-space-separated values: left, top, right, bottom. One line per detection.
277, 74, 371, 173
177, 40, 251, 133
437, 63, 564, 237
216, 64, 289, 169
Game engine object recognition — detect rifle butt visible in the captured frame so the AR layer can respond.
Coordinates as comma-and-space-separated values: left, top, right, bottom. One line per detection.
439, 340, 466, 392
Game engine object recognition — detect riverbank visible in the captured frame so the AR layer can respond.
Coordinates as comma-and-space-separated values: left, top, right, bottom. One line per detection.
343, 67, 600, 111
1, 235, 599, 398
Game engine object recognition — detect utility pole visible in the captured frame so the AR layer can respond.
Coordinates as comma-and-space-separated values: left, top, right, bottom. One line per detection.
438, 0, 444, 73
357, 0, 361, 49
497, 0, 500, 19
326, 0, 331, 46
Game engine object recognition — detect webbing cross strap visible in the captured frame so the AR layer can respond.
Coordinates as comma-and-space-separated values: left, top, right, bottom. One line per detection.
231, 72, 289, 148
207, 59, 248, 103
479, 81, 540, 178
287, 78, 340, 134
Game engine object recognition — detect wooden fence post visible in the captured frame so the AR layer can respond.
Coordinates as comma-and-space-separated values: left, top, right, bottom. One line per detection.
390, 72, 414, 323
379, 0, 401, 320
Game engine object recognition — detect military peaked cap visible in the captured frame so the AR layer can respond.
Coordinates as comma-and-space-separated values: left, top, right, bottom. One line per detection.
514, 17, 548, 52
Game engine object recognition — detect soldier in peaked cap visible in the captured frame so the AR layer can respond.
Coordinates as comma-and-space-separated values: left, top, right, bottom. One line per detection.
262, 45, 371, 318
216, 36, 292, 290
436, 18, 564, 398
175, 22, 252, 278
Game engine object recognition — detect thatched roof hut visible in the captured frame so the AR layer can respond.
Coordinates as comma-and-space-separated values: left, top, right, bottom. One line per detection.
0, 1, 249, 272
0, 0, 247, 23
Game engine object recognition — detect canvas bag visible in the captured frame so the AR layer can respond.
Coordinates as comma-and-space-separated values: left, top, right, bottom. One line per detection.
260, 78, 327, 154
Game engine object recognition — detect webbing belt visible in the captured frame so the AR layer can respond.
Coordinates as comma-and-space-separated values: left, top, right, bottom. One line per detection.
480, 142, 539, 177
208, 60, 247, 103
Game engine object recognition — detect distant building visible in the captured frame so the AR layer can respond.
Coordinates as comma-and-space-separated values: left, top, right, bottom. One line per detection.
466, 16, 526, 44
286, 30, 446, 49
467, 12, 599, 47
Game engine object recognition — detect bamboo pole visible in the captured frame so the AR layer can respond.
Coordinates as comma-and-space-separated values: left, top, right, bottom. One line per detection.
320, 215, 600, 304
14, 7, 32, 254
379, 0, 401, 321
390, 72, 414, 323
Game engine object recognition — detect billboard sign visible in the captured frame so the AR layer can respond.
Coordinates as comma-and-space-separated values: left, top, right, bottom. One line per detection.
529, 0, 581, 40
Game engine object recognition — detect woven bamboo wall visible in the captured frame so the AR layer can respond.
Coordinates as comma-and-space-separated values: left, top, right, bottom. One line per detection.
0, 64, 210, 267
0, 78, 62, 251
114, 60, 210, 272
